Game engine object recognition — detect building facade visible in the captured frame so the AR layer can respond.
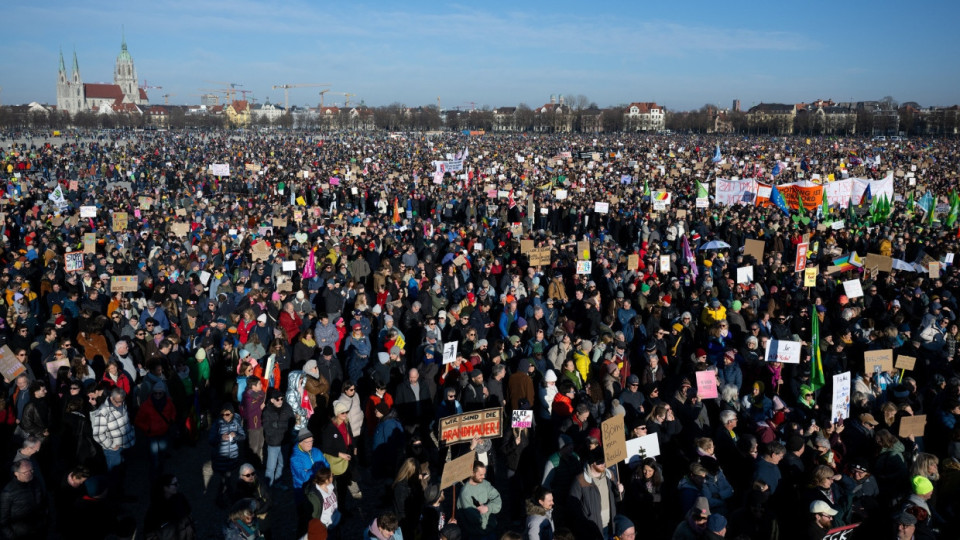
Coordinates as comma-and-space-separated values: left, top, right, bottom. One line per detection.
56, 35, 148, 115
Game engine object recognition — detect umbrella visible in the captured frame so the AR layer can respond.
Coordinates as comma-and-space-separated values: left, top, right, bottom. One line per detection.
699, 240, 731, 251
441, 253, 456, 265
891, 259, 917, 271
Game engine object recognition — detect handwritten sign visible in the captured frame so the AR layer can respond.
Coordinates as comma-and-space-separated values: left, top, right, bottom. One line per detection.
594, 201, 610, 214
896, 355, 916, 371
110, 275, 138, 293
601, 415, 627, 467
736, 265, 754, 284
511, 410, 533, 429
440, 450, 477, 490
804, 267, 818, 287
64, 251, 84, 273
83, 233, 96, 254
795, 243, 809, 272
520, 240, 535, 254
529, 248, 551, 266
625, 433, 661, 466
843, 279, 864, 299
577, 240, 590, 260
438, 407, 502, 446
112, 212, 128, 232
170, 222, 190, 238
80, 205, 97, 218
864, 349, 894, 374
696, 371, 718, 399
764, 339, 802, 364
831, 371, 851, 423
576, 260, 592, 275
209, 163, 230, 176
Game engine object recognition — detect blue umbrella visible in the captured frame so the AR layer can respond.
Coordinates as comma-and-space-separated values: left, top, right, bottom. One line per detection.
699, 240, 731, 251
442, 253, 456, 265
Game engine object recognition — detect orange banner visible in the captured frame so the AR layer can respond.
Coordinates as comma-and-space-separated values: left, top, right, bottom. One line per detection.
777, 185, 822, 211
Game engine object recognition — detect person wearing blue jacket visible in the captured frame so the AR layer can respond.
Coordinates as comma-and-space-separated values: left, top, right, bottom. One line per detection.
290, 430, 329, 503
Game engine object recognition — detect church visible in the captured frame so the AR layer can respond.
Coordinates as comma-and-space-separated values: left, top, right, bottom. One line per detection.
56, 34, 149, 115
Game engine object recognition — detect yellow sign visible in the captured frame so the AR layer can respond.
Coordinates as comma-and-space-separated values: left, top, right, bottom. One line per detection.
804, 267, 818, 287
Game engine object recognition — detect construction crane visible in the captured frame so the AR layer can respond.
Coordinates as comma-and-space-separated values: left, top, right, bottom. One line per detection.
195, 91, 226, 106
204, 81, 243, 101
139, 80, 162, 91
237, 89, 254, 101
326, 92, 357, 107
161, 93, 175, 105
437, 96, 441, 111
272, 83, 330, 110
319, 89, 331, 108
463, 101, 477, 112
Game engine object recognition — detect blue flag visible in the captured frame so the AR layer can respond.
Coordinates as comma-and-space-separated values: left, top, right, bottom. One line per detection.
772, 162, 782, 177
712, 145, 722, 163
771, 185, 790, 216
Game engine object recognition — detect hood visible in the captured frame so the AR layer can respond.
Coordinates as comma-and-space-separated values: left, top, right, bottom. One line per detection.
288, 370, 306, 390
526, 498, 548, 517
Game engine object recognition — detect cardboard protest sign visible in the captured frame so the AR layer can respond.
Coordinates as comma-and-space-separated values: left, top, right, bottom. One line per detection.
696, 371, 719, 399
511, 410, 533, 429
843, 279, 864, 299
442, 342, 458, 365
251, 241, 272, 262
170, 223, 190, 238
929, 262, 940, 278
601, 415, 627, 467
440, 450, 477, 489
576, 261, 592, 275
83, 233, 96, 254
744, 239, 765, 261
110, 276, 138, 293
112, 212, 128, 232
529, 248, 551, 266
627, 254, 639, 271
64, 251, 84, 273
625, 433, 661, 466
175, 208, 187, 217
577, 240, 590, 260
864, 349, 894, 374
765, 339, 802, 364
520, 240, 535, 254
864, 253, 893, 273
899, 415, 926, 438
896, 355, 916, 371
438, 407, 502, 446
0, 346, 25, 383
272, 218, 288, 228
831, 372, 851, 423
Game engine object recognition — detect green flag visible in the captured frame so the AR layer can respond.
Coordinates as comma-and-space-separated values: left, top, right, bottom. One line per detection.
821, 190, 829, 219
906, 191, 915, 215
644, 178, 651, 197
696, 180, 709, 199
811, 305, 825, 391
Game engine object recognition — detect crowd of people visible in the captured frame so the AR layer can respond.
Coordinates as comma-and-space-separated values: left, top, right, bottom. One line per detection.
0, 128, 958, 540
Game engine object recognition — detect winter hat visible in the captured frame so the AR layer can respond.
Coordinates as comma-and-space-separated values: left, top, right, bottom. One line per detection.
375, 401, 390, 416
334, 401, 350, 415
195, 348, 207, 361
297, 429, 314, 442
707, 514, 727, 533
613, 515, 635, 538
151, 381, 168, 395
912, 475, 934, 496
257, 313, 267, 323
544, 369, 558, 383
731, 300, 742, 311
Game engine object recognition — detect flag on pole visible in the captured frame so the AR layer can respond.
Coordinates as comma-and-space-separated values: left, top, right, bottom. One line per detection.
393, 197, 400, 224
811, 306, 825, 391
301, 248, 317, 280
711, 145, 722, 163
682, 235, 698, 282
771, 185, 790, 216
696, 180, 709, 199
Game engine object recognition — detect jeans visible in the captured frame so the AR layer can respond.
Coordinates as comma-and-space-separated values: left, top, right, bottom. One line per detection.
104, 448, 124, 471
265, 445, 283, 485
148, 436, 168, 471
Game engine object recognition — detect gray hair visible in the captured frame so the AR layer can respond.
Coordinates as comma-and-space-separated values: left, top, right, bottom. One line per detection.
719, 410, 738, 425
720, 385, 740, 404
110, 387, 127, 400
746, 336, 759, 347
239, 463, 256, 475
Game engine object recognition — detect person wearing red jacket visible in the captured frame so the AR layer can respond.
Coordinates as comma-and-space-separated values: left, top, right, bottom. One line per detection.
237, 310, 257, 345
278, 302, 303, 344
102, 359, 133, 396
135, 381, 177, 472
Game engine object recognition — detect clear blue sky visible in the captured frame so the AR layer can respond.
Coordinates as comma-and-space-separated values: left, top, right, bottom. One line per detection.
2, 0, 958, 111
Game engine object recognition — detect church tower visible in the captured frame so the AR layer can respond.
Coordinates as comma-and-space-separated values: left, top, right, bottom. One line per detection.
56, 48, 69, 113
57, 49, 84, 114
114, 30, 141, 104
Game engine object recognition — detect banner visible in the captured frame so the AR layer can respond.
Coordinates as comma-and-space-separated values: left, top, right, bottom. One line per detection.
110, 276, 138, 293
438, 407, 502, 445
831, 372, 851, 423
432, 159, 464, 173
714, 178, 757, 206
209, 163, 230, 176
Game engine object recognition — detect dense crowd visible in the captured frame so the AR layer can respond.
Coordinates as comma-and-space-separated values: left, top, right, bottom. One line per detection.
0, 129, 959, 540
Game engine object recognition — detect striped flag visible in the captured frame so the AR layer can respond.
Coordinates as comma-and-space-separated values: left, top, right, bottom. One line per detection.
811, 305, 825, 391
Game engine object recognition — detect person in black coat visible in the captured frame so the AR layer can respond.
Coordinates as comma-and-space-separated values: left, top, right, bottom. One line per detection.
0, 460, 48, 539
261, 388, 294, 488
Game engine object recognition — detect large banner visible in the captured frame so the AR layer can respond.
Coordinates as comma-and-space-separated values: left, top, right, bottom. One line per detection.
715, 178, 757, 206
715, 173, 895, 211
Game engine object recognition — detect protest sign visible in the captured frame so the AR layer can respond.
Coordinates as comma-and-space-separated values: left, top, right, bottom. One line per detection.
696, 371, 719, 399
576, 261, 592, 275
764, 339, 802, 364
625, 433, 661, 466
843, 279, 864, 298
899, 415, 926, 438
627, 254, 639, 271
577, 240, 590, 260
594, 201, 610, 214
440, 450, 477, 489
520, 240, 535, 253
80, 206, 97, 218
864, 349, 894, 374
438, 408, 502, 446
831, 372, 851, 423
744, 239, 765, 261
864, 253, 893, 273
736, 266, 754, 284
824, 524, 860, 540
0, 346, 25, 383
83, 233, 96, 254
529, 248, 551, 266
795, 243, 809, 272
209, 163, 230, 176
110, 276, 138, 293
696, 197, 709, 208
64, 251, 84, 273
929, 262, 940, 278
170, 223, 190, 238
112, 212, 128, 232
601, 415, 627, 467
511, 410, 533, 429
282, 261, 297, 272
804, 267, 818, 287
442, 341, 458, 364
896, 355, 916, 371
659, 255, 671, 274
251, 241, 271, 261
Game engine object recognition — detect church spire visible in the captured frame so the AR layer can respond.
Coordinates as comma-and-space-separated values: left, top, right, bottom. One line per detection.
58, 47, 66, 74
72, 49, 79, 75
121, 25, 127, 52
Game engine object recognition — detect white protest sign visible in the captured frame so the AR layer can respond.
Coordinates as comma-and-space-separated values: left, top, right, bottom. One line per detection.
625, 433, 661, 466
764, 339, 802, 364
511, 410, 533, 429
594, 201, 610, 214
576, 260, 592, 275
282, 261, 297, 272
736, 266, 754, 284
80, 206, 97, 218
831, 371, 852, 423
442, 341, 458, 364
696, 197, 709, 208
209, 163, 230, 176
843, 279, 864, 298
199, 271, 211, 285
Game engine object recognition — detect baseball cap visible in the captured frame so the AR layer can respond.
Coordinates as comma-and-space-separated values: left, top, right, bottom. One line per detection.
810, 500, 838, 516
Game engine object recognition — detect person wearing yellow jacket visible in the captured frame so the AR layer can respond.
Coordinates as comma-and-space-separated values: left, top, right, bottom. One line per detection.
574, 340, 593, 382
701, 298, 727, 327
